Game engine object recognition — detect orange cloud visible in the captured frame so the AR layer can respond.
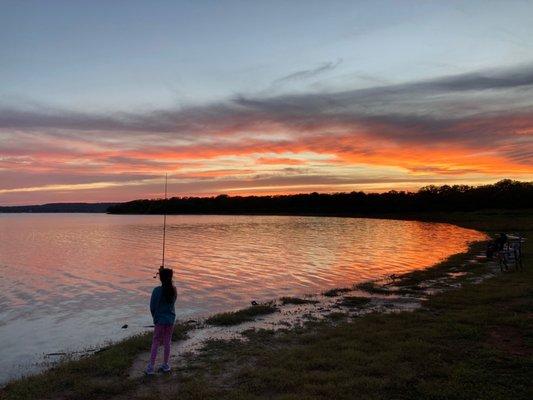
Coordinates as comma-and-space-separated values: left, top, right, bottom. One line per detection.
255, 157, 306, 165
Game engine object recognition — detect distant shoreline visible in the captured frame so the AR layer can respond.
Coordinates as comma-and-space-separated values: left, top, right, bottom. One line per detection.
2, 180, 532, 215
2, 179, 531, 219
0, 203, 116, 213
2, 208, 532, 229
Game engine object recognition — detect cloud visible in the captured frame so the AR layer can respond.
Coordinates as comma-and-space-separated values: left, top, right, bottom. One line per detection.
255, 157, 306, 165
1, 63, 532, 203
2, 63, 533, 136
272, 59, 343, 84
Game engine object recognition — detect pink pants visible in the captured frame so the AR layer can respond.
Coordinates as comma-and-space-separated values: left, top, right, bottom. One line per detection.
149, 324, 174, 365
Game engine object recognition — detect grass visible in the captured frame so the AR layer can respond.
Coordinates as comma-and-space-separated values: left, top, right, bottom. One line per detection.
1, 323, 189, 400
205, 303, 278, 326
325, 311, 350, 321
322, 287, 351, 297
280, 297, 319, 305
171, 323, 190, 342
195, 274, 532, 399
355, 281, 394, 295
338, 296, 372, 308
2, 210, 532, 399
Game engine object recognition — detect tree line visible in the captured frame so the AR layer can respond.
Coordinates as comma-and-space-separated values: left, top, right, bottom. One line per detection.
107, 179, 532, 215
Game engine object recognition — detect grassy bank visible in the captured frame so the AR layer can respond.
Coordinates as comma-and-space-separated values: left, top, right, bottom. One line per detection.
0, 324, 190, 400
2, 210, 532, 399
205, 303, 278, 326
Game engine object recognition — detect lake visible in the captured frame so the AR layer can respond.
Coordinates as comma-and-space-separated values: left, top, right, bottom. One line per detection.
0, 213, 485, 384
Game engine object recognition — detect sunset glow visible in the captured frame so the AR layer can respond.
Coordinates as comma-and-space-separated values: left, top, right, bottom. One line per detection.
1, 1, 532, 204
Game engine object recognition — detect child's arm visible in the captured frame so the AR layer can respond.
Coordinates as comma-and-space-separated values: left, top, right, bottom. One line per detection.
150, 288, 159, 317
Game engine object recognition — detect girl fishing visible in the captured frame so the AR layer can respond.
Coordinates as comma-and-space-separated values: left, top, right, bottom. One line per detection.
145, 173, 176, 375
146, 266, 177, 375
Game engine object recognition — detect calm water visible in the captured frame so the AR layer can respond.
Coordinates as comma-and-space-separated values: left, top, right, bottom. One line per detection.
0, 213, 485, 383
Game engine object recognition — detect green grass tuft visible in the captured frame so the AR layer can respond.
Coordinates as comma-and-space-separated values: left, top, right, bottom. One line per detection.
322, 287, 351, 297
172, 322, 190, 342
280, 297, 319, 305
326, 312, 349, 321
338, 296, 372, 308
205, 303, 278, 326
355, 281, 392, 295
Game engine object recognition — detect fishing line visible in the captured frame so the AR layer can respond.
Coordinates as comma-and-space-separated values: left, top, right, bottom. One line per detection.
154, 173, 168, 278
162, 172, 168, 268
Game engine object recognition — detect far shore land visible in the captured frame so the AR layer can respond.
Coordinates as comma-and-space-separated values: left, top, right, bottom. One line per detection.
1, 180, 531, 216
1, 210, 532, 400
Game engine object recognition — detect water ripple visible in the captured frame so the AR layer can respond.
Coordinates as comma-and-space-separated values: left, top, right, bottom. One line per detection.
0, 214, 485, 384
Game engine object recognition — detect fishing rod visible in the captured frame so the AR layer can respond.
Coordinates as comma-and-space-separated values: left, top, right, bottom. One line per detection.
120, 174, 169, 330
162, 172, 168, 268
154, 173, 168, 278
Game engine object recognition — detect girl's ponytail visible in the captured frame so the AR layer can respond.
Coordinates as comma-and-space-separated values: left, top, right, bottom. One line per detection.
159, 268, 177, 303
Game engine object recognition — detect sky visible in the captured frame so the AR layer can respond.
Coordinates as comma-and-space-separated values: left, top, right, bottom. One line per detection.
1, 0, 532, 205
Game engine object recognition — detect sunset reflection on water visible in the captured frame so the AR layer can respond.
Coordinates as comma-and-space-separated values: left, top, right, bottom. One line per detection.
0, 213, 485, 383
